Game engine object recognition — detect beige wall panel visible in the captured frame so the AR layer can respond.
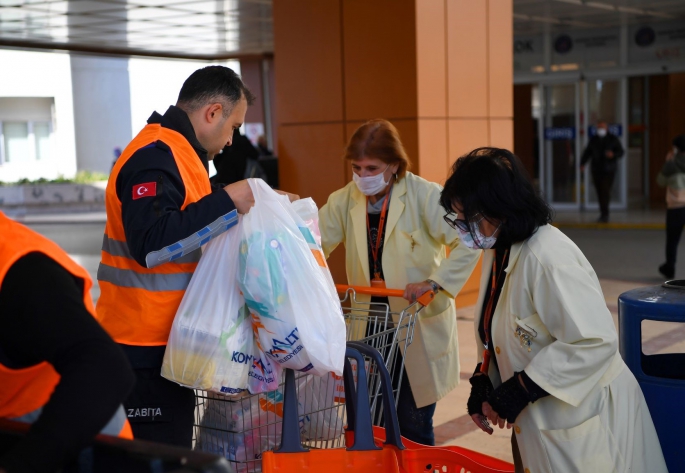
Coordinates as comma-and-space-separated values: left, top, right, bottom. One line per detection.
273, 0, 344, 125
392, 119, 420, 175
448, 119, 489, 164
344, 121, 365, 152
447, 0, 488, 119
417, 119, 449, 185
489, 118, 514, 150
416, 0, 447, 119
488, 0, 513, 118
326, 245, 348, 285
342, 0, 418, 121
341, 122, 356, 184
277, 123, 347, 207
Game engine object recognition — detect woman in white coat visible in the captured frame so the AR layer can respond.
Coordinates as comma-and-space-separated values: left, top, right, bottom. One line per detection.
319, 119, 480, 445
439, 147, 667, 473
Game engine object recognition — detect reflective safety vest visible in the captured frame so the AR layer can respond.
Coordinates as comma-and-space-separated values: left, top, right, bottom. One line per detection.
96, 124, 212, 346
0, 212, 133, 439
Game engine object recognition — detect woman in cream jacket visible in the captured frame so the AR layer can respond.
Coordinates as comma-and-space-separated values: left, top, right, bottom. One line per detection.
440, 147, 667, 473
318, 119, 480, 445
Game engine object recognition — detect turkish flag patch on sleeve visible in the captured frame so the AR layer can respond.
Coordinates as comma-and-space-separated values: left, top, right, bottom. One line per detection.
132, 182, 157, 200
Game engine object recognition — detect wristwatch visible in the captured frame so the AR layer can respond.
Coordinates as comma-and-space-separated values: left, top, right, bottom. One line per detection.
426, 279, 441, 293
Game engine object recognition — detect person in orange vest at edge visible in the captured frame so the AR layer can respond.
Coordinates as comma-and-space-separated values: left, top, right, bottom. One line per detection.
95, 65, 298, 448
0, 213, 135, 473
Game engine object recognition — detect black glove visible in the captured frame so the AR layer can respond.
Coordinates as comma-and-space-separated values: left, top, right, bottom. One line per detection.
486, 373, 531, 424
467, 363, 494, 416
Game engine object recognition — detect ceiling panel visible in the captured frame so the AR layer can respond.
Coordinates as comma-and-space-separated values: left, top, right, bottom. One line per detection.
0, 0, 272, 58
515, 0, 685, 35
0, 0, 681, 59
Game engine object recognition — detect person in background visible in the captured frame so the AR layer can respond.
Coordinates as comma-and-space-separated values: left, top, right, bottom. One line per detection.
441, 147, 666, 473
0, 212, 134, 473
657, 134, 685, 279
256, 135, 273, 157
318, 119, 480, 445
580, 120, 624, 223
111, 147, 122, 171
212, 129, 268, 186
95, 65, 297, 448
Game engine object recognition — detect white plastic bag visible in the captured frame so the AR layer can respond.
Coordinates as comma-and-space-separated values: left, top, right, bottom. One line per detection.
195, 374, 344, 470
298, 374, 346, 441
247, 332, 281, 393
291, 197, 322, 247
238, 179, 345, 377
161, 221, 253, 394
196, 390, 286, 470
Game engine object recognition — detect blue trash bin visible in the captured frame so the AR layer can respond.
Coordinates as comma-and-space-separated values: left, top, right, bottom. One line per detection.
619, 280, 685, 473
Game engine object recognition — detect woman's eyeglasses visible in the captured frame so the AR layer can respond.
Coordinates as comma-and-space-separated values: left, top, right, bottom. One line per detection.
443, 213, 483, 232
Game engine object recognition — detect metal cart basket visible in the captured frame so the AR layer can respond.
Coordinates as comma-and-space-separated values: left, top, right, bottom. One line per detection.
192, 285, 434, 473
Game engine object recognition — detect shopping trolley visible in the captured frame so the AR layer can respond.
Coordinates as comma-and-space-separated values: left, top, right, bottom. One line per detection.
262, 342, 514, 473
192, 285, 434, 473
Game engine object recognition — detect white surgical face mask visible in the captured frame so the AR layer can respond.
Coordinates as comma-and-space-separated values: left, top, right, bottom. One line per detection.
456, 217, 500, 250
597, 128, 607, 137
353, 165, 391, 196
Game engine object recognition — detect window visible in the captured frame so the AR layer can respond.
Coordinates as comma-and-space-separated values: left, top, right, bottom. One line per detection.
3, 122, 30, 163
33, 122, 51, 160
0, 121, 53, 164
0, 97, 54, 165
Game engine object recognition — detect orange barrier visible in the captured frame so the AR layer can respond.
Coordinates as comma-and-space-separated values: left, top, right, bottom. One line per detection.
335, 284, 435, 307
263, 343, 515, 473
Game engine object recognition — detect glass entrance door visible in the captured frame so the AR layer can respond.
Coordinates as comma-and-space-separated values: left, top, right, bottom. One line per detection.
540, 83, 581, 210
582, 78, 628, 210
537, 79, 628, 212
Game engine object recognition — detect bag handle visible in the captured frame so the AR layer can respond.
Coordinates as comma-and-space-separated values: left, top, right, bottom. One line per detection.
342, 347, 380, 452
247, 178, 289, 206
346, 341, 405, 450
275, 368, 309, 453
275, 346, 381, 453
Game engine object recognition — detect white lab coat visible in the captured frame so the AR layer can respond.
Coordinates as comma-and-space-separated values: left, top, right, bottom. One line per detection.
319, 173, 480, 407
475, 225, 667, 472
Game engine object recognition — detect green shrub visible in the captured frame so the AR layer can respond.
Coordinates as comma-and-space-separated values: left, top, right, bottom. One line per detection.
0, 171, 108, 186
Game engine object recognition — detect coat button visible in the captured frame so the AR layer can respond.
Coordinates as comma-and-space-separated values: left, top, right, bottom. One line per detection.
515, 425, 521, 434
495, 346, 501, 355
524, 469, 530, 473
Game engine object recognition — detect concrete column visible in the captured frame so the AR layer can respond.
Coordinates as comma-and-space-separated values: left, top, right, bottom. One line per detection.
68, 0, 132, 174
69, 55, 132, 174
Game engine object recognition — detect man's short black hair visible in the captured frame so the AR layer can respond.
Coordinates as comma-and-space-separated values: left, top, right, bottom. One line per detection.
177, 66, 255, 117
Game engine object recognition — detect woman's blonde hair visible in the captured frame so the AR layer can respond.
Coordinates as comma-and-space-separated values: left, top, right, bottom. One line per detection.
344, 119, 411, 178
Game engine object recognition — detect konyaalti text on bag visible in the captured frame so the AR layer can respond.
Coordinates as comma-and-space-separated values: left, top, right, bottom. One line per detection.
161, 220, 258, 394
238, 179, 345, 378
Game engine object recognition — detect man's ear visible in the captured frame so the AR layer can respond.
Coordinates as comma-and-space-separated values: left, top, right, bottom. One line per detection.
206, 103, 223, 123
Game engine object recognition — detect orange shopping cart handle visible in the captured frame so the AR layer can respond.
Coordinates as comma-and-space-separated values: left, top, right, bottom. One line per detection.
335, 284, 435, 307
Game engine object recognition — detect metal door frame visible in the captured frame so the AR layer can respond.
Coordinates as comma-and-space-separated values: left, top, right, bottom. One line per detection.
581, 76, 628, 211
539, 81, 582, 211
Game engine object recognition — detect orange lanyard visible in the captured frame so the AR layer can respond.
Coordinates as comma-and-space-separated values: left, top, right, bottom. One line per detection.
480, 249, 509, 374
366, 185, 393, 280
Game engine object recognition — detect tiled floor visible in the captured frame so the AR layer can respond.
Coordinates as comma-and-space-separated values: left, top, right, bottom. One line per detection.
553, 207, 666, 228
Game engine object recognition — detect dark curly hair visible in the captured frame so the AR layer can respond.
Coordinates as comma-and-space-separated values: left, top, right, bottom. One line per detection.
440, 147, 553, 244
